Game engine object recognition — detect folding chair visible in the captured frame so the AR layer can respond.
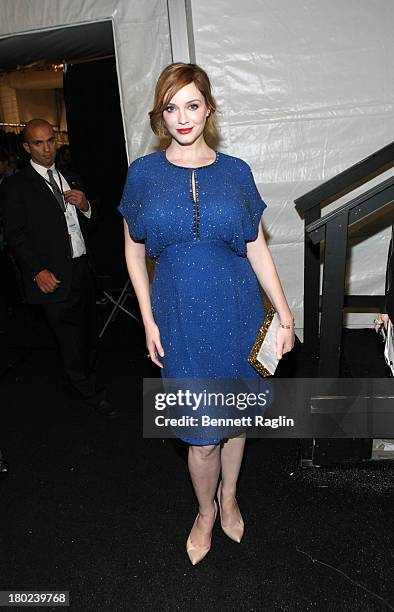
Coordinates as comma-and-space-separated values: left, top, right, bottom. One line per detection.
99, 278, 140, 338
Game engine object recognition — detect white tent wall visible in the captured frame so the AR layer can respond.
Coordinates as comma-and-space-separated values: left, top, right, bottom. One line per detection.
0, 0, 172, 160
1, 1, 393, 332
189, 0, 394, 331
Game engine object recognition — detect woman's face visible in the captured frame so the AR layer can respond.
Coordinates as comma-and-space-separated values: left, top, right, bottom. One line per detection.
162, 81, 209, 146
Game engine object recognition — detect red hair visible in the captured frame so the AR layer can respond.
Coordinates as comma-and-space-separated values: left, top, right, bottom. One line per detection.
149, 63, 219, 147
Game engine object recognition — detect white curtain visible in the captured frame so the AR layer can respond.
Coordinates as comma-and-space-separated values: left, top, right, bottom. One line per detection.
190, 0, 394, 329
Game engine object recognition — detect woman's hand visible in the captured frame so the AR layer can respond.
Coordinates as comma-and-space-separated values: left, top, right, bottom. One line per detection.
276, 326, 295, 360
145, 321, 165, 368
374, 314, 390, 333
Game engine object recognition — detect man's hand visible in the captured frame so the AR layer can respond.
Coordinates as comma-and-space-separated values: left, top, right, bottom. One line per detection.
34, 269, 61, 293
63, 189, 89, 212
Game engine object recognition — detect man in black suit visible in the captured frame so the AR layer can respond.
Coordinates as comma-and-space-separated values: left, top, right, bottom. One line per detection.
1, 119, 115, 415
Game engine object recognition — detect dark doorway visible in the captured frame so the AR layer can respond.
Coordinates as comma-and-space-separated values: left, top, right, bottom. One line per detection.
63, 57, 128, 284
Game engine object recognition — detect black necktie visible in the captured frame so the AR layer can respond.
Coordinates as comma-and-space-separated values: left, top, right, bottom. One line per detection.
47, 169, 65, 212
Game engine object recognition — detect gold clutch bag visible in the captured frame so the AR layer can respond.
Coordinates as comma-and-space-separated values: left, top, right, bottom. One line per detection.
248, 307, 280, 377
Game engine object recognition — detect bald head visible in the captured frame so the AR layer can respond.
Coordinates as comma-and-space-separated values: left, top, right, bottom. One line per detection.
22, 119, 56, 168
23, 119, 53, 143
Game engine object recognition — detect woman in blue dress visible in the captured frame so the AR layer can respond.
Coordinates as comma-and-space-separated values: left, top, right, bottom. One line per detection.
119, 63, 294, 564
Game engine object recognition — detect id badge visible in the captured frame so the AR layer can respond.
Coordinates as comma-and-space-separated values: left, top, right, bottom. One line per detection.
66, 209, 78, 234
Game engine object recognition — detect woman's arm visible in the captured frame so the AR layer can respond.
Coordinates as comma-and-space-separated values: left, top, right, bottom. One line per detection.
123, 220, 164, 367
247, 220, 294, 358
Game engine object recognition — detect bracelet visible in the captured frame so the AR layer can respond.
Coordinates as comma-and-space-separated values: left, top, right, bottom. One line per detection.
279, 317, 294, 329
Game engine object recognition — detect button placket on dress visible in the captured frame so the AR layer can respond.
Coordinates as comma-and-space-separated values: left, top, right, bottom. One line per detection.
190, 169, 201, 241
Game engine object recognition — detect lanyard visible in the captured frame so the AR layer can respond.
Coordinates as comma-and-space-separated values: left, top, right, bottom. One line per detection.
43, 170, 68, 211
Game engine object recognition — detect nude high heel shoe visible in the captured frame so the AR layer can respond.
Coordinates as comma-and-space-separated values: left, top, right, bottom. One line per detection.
217, 480, 244, 543
186, 500, 217, 565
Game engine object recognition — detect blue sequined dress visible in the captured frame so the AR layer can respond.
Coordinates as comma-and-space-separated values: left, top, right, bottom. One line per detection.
118, 150, 267, 444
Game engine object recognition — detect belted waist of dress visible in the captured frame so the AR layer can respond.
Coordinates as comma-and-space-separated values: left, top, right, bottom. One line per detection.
153, 239, 237, 261
151, 240, 247, 262
161, 239, 230, 254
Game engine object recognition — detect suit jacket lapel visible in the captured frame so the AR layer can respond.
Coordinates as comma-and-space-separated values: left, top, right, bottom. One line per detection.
23, 165, 93, 231
22, 165, 65, 214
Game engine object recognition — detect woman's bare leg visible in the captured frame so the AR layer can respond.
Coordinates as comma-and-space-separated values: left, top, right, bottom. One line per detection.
187, 443, 221, 546
219, 433, 246, 524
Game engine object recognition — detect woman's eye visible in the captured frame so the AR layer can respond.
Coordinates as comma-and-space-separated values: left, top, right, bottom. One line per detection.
166, 105, 176, 113
189, 104, 199, 111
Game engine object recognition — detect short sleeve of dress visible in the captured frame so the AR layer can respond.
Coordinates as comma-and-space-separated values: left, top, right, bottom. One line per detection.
242, 165, 267, 242
118, 159, 146, 241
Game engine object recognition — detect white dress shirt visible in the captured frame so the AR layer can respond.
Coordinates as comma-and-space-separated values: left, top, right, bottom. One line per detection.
30, 160, 91, 258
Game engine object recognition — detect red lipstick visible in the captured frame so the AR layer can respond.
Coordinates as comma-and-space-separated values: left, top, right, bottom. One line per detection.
177, 128, 193, 134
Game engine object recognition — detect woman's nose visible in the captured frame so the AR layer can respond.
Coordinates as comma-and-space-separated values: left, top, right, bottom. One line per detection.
178, 109, 188, 124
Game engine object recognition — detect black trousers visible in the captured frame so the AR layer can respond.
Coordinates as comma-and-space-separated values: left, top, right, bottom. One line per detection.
42, 256, 104, 403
